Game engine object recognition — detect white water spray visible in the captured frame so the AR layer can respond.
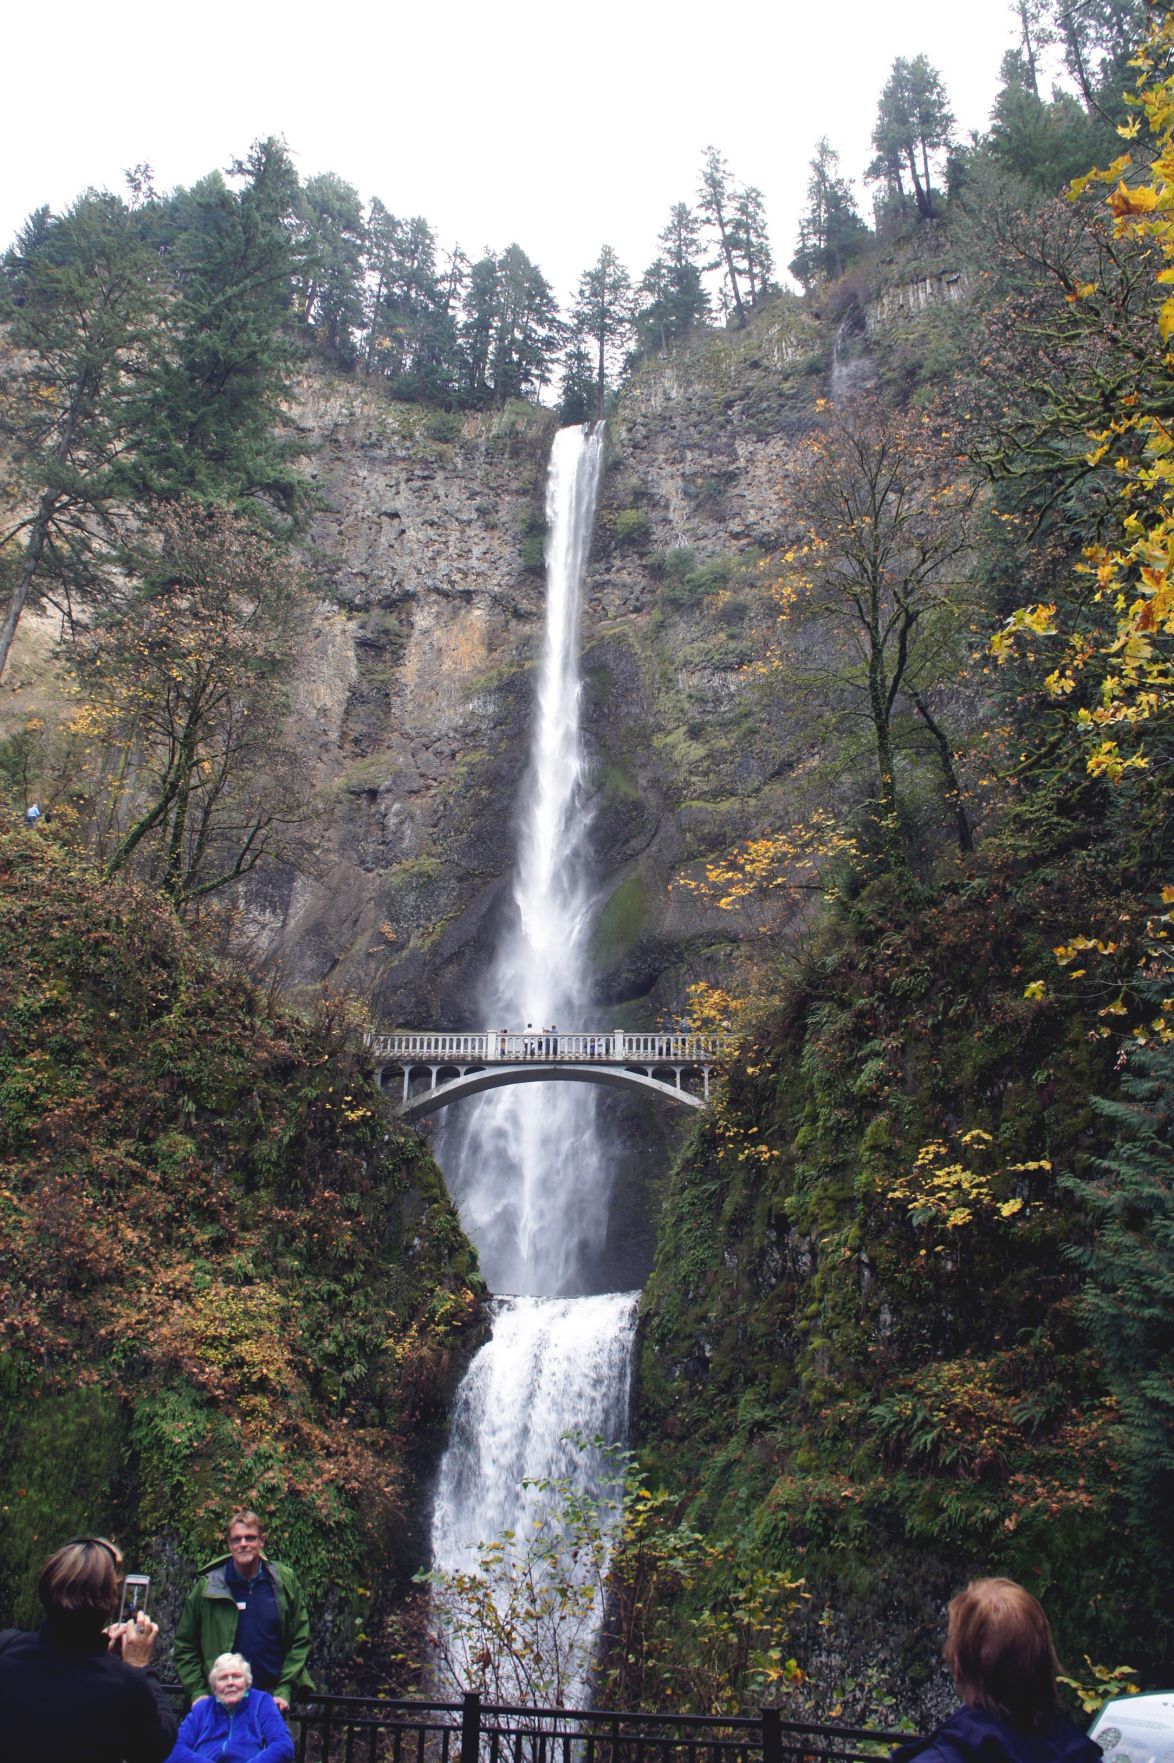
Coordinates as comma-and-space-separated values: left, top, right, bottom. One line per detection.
438, 424, 611, 1299
429, 425, 637, 1704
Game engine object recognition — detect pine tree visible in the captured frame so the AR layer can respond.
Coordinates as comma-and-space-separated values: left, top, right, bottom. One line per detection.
558, 341, 597, 426
129, 138, 308, 521
697, 146, 748, 327
0, 191, 159, 680
789, 139, 870, 291
633, 203, 709, 358
299, 172, 366, 368
869, 56, 955, 221
488, 244, 563, 406
571, 245, 632, 418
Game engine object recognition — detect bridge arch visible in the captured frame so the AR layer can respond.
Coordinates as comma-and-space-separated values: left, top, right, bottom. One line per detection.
393, 1061, 706, 1122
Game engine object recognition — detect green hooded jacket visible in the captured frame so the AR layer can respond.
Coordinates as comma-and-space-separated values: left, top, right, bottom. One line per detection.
172, 1554, 314, 1705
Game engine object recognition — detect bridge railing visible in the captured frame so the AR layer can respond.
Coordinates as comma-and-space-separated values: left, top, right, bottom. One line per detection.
367, 1032, 729, 1066
272, 1691, 912, 1763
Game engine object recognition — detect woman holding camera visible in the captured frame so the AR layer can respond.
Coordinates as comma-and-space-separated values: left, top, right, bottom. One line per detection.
0, 1535, 178, 1763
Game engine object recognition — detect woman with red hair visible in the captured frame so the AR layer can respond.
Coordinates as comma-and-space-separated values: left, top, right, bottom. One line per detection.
894, 1579, 1101, 1763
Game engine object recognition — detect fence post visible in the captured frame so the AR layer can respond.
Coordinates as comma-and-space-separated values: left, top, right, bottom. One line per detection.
762, 1707, 783, 1763
461, 1690, 482, 1763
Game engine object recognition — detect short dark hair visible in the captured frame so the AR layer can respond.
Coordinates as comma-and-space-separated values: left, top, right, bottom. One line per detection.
944, 1578, 1061, 1730
38, 1536, 123, 1620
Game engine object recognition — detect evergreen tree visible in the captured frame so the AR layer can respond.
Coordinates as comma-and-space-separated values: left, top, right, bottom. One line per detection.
789, 139, 870, 291
458, 253, 500, 407
0, 191, 159, 680
367, 210, 447, 392
698, 146, 749, 327
558, 340, 597, 426
985, 49, 1112, 191
869, 55, 955, 220
488, 244, 563, 406
1050, 0, 1145, 119
299, 172, 366, 368
729, 184, 775, 309
1063, 1037, 1174, 1546
633, 203, 709, 358
130, 138, 308, 521
570, 245, 632, 419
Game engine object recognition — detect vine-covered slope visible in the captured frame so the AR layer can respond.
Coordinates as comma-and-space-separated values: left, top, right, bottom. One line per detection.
636, 835, 1170, 1718
0, 827, 480, 1669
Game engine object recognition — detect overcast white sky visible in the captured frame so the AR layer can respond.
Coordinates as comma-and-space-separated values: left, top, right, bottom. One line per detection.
3, 0, 1025, 306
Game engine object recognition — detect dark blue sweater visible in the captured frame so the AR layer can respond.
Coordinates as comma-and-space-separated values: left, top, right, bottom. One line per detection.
894, 1705, 1102, 1763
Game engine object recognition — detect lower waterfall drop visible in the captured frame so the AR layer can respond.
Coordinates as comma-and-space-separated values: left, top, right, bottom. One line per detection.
428, 423, 634, 1706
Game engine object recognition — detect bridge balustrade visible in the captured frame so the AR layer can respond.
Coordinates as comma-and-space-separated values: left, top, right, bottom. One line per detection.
369, 1031, 726, 1065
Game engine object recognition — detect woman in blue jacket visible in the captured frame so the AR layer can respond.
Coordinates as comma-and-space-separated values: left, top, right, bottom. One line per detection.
893, 1579, 1102, 1763
168, 1653, 293, 1763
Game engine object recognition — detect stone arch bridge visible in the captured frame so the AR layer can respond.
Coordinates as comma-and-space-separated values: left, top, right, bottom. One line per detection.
368, 1029, 727, 1122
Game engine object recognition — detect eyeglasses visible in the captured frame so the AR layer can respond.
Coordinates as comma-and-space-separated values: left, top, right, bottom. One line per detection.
230, 1533, 261, 1542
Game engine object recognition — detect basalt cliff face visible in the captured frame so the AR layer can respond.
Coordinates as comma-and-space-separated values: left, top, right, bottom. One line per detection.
249, 294, 836, 1030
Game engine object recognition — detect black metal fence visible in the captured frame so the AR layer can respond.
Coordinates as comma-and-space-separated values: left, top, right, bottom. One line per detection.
279, 1692, 914, 1763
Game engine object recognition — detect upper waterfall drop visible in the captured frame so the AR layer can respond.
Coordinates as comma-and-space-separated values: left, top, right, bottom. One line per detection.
436, 423, 609, 1298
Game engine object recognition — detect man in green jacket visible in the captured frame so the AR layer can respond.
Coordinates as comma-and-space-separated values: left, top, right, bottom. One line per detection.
173, 1510, 313, 1712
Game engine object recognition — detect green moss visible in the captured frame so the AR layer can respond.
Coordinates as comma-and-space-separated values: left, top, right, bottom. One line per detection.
613, 508, 652, 547
590, 871, 651, 972
600, 764, 640, 806
0, 1359, 128, 1627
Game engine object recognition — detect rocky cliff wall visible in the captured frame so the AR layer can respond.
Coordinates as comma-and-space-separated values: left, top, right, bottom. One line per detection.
252, 297, 838, 1032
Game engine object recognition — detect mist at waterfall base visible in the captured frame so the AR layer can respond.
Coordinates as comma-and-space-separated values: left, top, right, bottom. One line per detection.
428, 424, 639, 1705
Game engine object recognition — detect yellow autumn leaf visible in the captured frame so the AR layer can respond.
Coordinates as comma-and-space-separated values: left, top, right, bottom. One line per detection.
1108, 180, 1160, 217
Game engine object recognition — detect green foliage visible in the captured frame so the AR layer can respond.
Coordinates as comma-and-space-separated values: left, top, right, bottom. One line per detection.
790, 139, 871, 290
632, 203, 710, 362
869, 56, 955, 222
613, 508, 652, 548
129, 140, 309, 520
0, 829, 480, 1618
1062, 1037, 1174, 1547
570, 244, 633, 419
421, 1441, 806, 1714
651, 548, 736, 605
0, 189, 161, 677
637, 837, 1171, 1689
298, 171, 366, 368
0, 1360, 128, 1628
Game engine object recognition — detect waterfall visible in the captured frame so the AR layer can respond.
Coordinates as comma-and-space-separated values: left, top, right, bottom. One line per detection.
830, 309, 874, 404
429, 423, 637, 1705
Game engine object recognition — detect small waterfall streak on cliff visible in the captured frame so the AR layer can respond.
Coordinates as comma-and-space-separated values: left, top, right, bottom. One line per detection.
830, 311, 874, 405
439, 424, 608, 1299
429, 426, 636, 1707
